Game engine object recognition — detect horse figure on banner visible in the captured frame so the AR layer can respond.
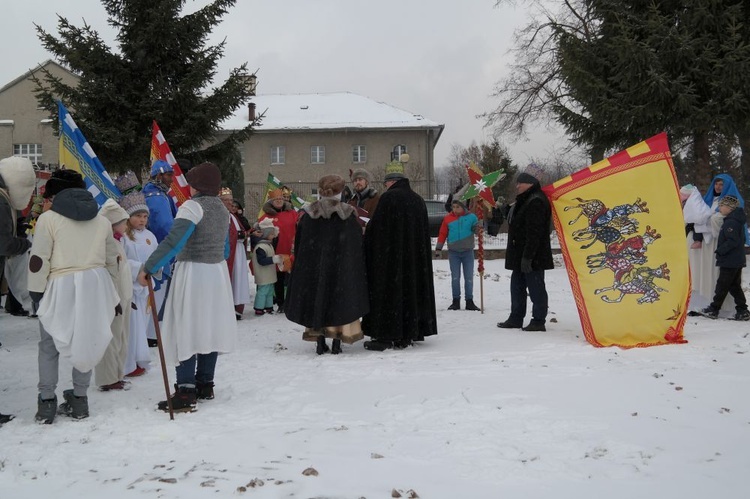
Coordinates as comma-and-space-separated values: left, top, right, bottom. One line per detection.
594, 262, 670, 304
566, 197, 649, 249
586, 226, 662, 280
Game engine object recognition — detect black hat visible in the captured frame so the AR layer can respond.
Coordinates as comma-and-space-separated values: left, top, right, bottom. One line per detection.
516, 172, 539, 185
44, 169, 86, 198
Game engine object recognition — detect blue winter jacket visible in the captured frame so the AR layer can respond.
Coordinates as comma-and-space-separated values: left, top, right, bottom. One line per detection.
143, 181, 177, 243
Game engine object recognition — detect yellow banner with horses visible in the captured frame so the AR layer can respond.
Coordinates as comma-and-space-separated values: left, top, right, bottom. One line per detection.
542, 133, 689, 347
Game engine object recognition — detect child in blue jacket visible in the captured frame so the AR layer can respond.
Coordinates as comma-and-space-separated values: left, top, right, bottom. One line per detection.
435, 199, 479, 311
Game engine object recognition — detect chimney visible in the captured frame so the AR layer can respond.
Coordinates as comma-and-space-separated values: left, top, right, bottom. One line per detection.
248, 102, 256, 121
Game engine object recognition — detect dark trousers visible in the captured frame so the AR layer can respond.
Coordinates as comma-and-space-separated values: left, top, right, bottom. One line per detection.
509, 269, 548, 323
273, 271, 286, 306
4, 289, 24, 313
175, 352, 218, 387
711, 267, 748, 312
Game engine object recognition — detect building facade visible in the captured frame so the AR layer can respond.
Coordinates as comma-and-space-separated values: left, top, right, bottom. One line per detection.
0, 60, 79, 168
220, 92, 444, 212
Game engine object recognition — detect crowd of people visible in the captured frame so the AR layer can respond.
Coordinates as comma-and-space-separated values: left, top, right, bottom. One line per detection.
1, 154, 748, 426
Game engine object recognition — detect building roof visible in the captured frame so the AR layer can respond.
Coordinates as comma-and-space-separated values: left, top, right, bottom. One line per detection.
222, 92, 444, 141
0, 60, 78, 95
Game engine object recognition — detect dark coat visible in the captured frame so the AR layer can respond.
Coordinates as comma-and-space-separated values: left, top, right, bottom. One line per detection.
715, 207, 747, 268
505, 183, 554, 271
0, 175, 32, 269
362, 178, 437, 342
348, 186, 381, 218
285, 199, 369, 328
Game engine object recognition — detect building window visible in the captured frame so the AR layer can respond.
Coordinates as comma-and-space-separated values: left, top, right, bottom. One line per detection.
14, 143, 43, 164
271, 146, 285, 165
311, 145, 325, 164
391, 144, 408, 161
352, 145, 366, 163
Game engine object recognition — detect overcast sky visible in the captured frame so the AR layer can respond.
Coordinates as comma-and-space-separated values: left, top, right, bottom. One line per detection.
1, 0, 568, 170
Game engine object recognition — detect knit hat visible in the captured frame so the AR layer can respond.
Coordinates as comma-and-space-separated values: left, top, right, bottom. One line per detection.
516, 172, 539, 185
718, 195, 740, 210
451, 199, 468, 211
267, 188, 284, 201
99, 198, 130, 225
256, 217, 279, 238
119, 190, 149, 216
150, 159, 173, 177
318, 174, 345, 197
384, 160, 406, 181
114, 171, 142, 195
351, 168, 373, 184
219, 187, 233, 198
0, 156, 36, 210
43, 169, 86, 199
185, 162, 222, 196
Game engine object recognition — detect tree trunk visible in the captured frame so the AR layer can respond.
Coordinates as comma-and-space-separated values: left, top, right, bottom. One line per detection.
693, 131, 713, 192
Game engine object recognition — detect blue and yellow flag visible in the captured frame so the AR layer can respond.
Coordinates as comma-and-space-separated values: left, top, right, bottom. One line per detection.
57, 101, 120, 206
543, 133, 689, 348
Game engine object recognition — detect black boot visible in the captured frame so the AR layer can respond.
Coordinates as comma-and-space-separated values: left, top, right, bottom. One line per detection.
364, 339, 392, 351
497, 318, 523, 329
0, 413, 14, 426
158, 384, 197, 412
465, 299, 480, 311
316, 336, 330, 355
522, 320, 546, 332
35, 395, 57, 424
447, 299, 461, 310
331, 339, 342, 354
196, 381, 215, 400
57, 389, 89, 419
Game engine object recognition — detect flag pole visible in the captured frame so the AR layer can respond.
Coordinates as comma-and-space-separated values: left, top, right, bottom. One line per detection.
475, 201, 485, 314
147, 279, 174, 420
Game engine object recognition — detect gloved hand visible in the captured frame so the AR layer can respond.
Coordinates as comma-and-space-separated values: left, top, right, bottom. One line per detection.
473, 224, 481, 234
131, 302, 138, 311
115, 304, 123, 316
434, 249, 441, 259
520, 258, 533, 273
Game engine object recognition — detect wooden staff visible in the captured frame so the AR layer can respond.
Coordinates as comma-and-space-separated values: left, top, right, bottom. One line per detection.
147, 279, 174, 420
475, 202, 485, 314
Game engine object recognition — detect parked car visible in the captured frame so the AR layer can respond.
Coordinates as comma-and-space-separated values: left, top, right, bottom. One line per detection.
424, 199, 447, 238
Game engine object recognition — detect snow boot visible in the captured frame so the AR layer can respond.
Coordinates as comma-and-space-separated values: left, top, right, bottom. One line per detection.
497, 318, 523, 329
196, 381, 215, 400
254, 308, 264, 316
522, 320, 546, 332
57, 389, 89, 419
35, 395, 57, 424
264, 307, 274, 315
0, 413, 14, 426
393, 339, 413, 349
316, 336, 330, 355
447, 299, 461, 311
364, 339, 392, 351
465, 299, 480, 311
158, 384, 197, 413
699, 306, 718, 319
331, 339, 342, 355
733, 309, 750, 321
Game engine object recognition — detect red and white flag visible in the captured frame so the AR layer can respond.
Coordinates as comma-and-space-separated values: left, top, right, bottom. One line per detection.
150, 120, 191, 206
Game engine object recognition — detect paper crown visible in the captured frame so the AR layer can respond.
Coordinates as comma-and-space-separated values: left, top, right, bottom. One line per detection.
119, 190, 149, 216
219, 187, 233, 197
383, 160, 406, 181
114, 171, 142, 195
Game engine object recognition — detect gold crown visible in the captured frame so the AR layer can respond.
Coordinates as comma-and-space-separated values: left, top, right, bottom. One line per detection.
219, 187, 233, 197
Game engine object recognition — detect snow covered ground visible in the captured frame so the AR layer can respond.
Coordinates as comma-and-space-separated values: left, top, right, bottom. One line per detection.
1, 258, 749, 499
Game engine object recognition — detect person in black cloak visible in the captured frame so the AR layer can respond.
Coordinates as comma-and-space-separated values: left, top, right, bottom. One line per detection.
361, 163, 438, 351
284, 174, 370, 355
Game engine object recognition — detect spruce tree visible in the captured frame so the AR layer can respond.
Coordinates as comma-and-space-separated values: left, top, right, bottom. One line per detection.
32, 0, 256, 186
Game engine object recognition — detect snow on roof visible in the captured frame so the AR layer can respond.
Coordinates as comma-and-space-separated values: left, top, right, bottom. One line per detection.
221, 92, 443, 133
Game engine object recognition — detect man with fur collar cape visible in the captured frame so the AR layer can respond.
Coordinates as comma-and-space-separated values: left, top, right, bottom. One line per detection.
361, 164, 437, 351
0, 156, 37, 425
284, 175, 369, 355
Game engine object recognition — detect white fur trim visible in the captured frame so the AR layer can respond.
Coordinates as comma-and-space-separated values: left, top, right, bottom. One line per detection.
0, 157, 36, 210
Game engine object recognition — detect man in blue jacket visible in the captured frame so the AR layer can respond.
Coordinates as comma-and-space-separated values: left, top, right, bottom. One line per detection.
143, 160, 177, 242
